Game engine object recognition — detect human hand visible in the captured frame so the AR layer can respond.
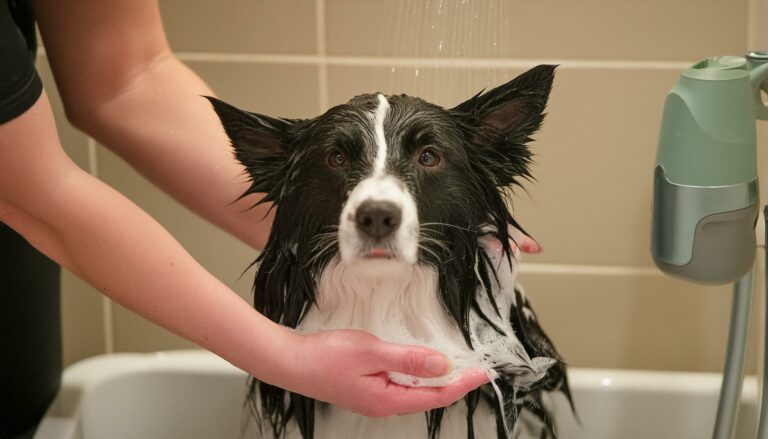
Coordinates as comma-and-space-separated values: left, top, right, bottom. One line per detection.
277, 329, 489, 417
508, 224, 541, 254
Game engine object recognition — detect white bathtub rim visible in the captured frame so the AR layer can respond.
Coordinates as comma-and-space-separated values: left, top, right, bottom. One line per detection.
568, 367, 758, 400
35, 349, 759, 439
35, 351, 247, 439
61, 350, 243, 386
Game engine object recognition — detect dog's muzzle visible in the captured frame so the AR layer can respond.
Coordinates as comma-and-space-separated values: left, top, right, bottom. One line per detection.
338, 175, 419, 264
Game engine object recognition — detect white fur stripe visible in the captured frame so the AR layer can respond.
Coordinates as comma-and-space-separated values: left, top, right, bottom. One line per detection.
372, 94, 390, 174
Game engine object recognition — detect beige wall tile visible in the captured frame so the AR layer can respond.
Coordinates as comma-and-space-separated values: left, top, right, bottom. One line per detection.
97, 62, 317, 352
328, 64, 678, 267
60, 271, 107, 366
185, 61, 321, 117
520, 270, 758, 373
515, 67, 678, 267
326, 0, 748, 61
159, 0, 317, 55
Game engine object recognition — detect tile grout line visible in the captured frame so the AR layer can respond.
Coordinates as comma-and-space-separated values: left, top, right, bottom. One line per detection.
315, 0, 329, 111
174, 52, 694, 71
87, 137, 116, 354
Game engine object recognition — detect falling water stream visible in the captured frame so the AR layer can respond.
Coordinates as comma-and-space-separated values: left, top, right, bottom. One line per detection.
375, 0, 514, 108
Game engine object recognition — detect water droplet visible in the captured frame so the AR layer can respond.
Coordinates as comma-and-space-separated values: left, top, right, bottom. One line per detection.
438, 40, 444, 51
391, 67, 397, 73
415, 68, 421, 77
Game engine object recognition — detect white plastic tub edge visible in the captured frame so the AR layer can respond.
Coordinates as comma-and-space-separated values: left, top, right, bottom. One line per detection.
34, 350, 760, 439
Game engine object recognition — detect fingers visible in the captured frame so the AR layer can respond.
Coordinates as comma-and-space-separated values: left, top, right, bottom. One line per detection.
519, 235, 541, 253
376, 369, 490, 416
373, 342, 452, 378
507, 223, 541, 254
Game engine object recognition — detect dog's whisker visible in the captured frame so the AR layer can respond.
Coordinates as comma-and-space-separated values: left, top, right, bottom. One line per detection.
312, 231, 337, 237
419, 240, 450, 257
304, 238, 338, 267
418, 243, 443, 263
419, 233, 451, 251
420, 222, 477, 232
418, 227, 447, 238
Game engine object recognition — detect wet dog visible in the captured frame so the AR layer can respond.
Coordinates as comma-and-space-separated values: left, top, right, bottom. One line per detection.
208, 64, 572, 439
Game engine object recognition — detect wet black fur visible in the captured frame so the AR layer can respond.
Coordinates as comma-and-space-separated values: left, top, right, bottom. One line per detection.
207, 64, 572, 439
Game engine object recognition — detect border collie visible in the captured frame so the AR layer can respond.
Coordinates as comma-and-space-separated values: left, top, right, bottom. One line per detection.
207, 64, 573, 439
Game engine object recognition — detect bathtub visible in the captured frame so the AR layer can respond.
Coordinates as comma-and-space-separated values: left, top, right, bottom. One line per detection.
35, 350, 759, 439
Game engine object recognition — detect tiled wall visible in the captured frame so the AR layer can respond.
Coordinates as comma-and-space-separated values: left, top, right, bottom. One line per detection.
40, 0, 765, 373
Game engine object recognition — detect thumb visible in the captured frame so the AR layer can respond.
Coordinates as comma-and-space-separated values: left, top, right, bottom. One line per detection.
373, 342, 452, 378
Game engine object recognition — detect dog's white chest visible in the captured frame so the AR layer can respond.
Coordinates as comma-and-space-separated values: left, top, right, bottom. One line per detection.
289, 246, 554, 439
299, 260, 470, 364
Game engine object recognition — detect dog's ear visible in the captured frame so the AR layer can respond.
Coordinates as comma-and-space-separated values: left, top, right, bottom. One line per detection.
452, 64, 556, 185
206, 96, 295, 202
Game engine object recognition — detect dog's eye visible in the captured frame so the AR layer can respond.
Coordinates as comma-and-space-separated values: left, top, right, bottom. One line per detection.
328, 150, 346, 168
418, 148, 440, 168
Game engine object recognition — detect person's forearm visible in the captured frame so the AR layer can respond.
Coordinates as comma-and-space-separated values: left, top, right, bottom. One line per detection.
4, 181, 295, 385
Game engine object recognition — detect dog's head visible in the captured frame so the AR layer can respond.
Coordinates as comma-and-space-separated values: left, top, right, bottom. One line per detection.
208, 65, 554, 281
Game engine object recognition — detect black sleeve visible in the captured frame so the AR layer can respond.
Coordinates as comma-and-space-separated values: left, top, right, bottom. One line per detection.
0, 2, 62, 438
0, 0, 43, 124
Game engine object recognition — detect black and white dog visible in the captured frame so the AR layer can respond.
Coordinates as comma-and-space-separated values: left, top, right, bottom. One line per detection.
208, 64, 573, 439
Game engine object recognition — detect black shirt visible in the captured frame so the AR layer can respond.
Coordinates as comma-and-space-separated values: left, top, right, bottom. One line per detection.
0, 2, 61, 438
0, 0, 42, 123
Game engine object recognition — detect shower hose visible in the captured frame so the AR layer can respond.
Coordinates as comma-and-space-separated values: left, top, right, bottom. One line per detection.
717, 206, 768, 439
758, 206, 768, 438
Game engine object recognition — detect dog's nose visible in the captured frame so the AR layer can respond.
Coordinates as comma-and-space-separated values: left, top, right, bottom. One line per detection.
355, 200, 401, 240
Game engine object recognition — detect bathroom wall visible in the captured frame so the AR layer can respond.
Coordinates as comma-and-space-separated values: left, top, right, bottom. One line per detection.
36, 0, 764, 373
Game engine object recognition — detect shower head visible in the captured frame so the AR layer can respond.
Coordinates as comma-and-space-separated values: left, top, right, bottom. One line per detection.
651, 52, 768, 285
